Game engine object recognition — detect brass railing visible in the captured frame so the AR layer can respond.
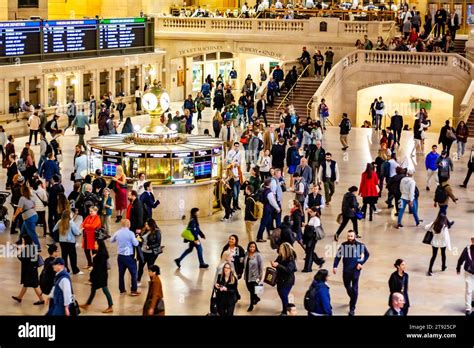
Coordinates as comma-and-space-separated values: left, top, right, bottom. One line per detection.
273, 64, 310, 119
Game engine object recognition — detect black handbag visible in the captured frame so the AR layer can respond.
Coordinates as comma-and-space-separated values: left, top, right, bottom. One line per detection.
422, 230, 434, 245
68, 295, 81, 316
209, 287, 218, 315
70, 172, 76, 181
263, 267, 277, 287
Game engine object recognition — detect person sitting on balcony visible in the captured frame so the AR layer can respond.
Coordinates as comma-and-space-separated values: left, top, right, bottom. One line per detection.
375, 37, 388, 51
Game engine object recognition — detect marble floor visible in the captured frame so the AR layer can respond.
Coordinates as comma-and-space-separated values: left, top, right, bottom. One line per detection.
0, 103, 472, 316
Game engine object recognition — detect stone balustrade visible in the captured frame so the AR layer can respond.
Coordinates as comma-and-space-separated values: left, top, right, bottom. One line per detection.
312, 50, 474, 126
156, 16, 395, 41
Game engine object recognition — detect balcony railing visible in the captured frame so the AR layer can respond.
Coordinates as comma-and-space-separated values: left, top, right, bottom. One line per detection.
156, 16, 396, 41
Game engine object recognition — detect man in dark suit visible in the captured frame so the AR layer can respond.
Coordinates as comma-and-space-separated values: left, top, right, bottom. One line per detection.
275, 123, 290, 145
384, 292, 406, 316
434, 6, 447, 37
448, 8, 460, 41
389, 110, 404, 146
256, 95, 268, 127
128, 190, 144, 233
139, 181, 160, 220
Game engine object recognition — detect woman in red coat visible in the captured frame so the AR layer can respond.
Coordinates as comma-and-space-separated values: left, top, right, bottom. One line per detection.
359, 163, 379, 221
81, 206, 101, 269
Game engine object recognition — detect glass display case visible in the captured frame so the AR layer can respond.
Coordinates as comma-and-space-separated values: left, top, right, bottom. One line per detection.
172, 152, 194, 184
87, 135, 223, 185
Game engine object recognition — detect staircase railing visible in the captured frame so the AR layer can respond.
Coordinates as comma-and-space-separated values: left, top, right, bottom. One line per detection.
273, 64, 310, 119
460, 80, 474, 124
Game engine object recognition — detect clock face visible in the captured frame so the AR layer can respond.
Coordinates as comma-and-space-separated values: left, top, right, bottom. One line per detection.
160, 92, 170, 112
142, 93, 158, 111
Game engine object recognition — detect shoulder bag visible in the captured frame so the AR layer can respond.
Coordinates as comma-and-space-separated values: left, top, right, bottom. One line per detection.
422, 230, 434, 245
314, 225, 326, 241
263, 267, 277, 287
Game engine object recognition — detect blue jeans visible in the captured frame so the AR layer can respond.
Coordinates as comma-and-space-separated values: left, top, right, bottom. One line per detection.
277, 285, 293, 314
38, 155, 47, 174
178, 241, 205, 266
257, 211, 273, 240
117, 254, 138, 293
21, 214, 40, 249
232, 181, 241, 209
457, 141, 466, 158
397, 199, 420, 225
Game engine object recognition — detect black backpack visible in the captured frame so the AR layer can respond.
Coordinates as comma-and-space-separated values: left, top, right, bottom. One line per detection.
434, 185, 448, 203
83, 193, 98, 215
304, 284, 318, 313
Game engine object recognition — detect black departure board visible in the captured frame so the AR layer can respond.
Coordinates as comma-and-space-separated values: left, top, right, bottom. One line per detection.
99, 18, 146, 50
43, 20, 97, 54
0, 21, 41, 57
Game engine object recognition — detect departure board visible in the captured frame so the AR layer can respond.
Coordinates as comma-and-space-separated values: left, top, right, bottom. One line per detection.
0, 21, 41, 57
99, 18, 146, 50
43, 20, 97, 54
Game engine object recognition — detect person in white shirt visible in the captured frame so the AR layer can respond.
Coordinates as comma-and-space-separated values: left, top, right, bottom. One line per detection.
275, 0, 283, 9
318, 153, 339, 205
241, 2, 249, 17
28, 112, 41, 145
388, 153, 399, 178
226, 142, 242, 166
302, 206, 325, 272
132, 173, 147, 196
74, 152, 88, 181
306, 0, 315, 8
425, 213, 452, 276
258, 149, 272, 181
33, 179, 48, 237
396, 169, 422, 228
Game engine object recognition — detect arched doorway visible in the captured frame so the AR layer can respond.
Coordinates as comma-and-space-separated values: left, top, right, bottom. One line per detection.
356, 83, 454, 133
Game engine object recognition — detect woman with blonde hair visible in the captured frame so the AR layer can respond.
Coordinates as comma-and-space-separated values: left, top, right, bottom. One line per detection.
272, 242, 297, 315
53, 210, 82, 274
214, 261, 239, 316
112, 165, 127, 223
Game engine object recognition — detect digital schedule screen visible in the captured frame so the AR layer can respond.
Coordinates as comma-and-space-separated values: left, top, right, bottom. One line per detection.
43, 20, 97, 54
99, 18, 146, 50
0, 21, 41, 57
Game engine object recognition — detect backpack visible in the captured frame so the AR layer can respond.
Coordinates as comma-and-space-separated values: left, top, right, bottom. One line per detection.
376, 101, 384, 110
291, 115, 297, 125
45, 120, 54, 132
50, 139, 59, 156
434, 185, 448, 203
17, 159, 26, 172
446, 128, 456, 141
304, 284, 318, 313
270, 228, 281, 250
83, 193, 98, 215
250, 197, 264, 219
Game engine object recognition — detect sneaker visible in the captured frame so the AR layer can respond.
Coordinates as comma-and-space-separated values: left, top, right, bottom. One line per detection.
441, 266, 447, 272
174, 258, 181, 269
416, 220, 423, 227
256, 239, 267, 243
129, 292, 141, 297
426, 271, 432, 276
199, 263, 209, 269
247, 305, 254, 312
348, 310, 355, 316
120, 292, 127, 296
374, 209, 382, 214
137, 282, 142, 287
426, 186, 430, 191
220, 217, 228, 222
102, 307, 113, 313
395, 224, 403, 229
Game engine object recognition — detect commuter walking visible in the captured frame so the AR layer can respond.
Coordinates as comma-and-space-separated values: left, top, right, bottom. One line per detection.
272, 243, 297, 315
456, 237, 474, 316
426, 213, 452, 276
243, 242, 263, 312
334, 186, 360, 241
333, 230, 370, 316
388, 259, 410, 315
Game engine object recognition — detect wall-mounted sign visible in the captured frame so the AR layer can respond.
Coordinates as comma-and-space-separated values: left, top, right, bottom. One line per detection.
147, 153, 171, 158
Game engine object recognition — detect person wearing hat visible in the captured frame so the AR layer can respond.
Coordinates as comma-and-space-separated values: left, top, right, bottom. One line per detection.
396, 169, 422, 229
46, 257, 74, 316
143, 264, 165, 316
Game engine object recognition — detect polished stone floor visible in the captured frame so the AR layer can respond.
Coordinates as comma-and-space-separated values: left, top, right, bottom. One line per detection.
0, 104, 472, 316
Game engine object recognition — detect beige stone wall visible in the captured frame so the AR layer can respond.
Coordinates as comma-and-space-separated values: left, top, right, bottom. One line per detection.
8, 0, 48, 19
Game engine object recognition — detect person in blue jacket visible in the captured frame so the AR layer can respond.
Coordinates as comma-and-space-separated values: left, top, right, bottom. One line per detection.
174, 208, 209, 269
333, 230, 370, 316
40, 152, 60, 183
425, 144, 440, 191
307, 269, 332, 316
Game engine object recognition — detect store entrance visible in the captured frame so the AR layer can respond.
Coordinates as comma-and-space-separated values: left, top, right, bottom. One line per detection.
192, 52, 236, 93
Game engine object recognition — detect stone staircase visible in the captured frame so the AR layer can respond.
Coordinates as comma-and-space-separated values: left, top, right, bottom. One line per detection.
453, 39, 467, 57
266, 77, 322, 124
466, 109, 474, 130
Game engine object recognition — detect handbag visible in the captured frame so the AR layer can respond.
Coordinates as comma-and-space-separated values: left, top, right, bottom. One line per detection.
422, 230, 434, 245
254, 284, 264, 296
70, 172, 76, 181
155, 298, 165, 313
181, 227, 195, 242
263, 267, 277, 287
336, 213, 343, 224
355, 210, 365, 220
69, 296, 81, 316
314, 225, 326, 241
209, 288, 218, 315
